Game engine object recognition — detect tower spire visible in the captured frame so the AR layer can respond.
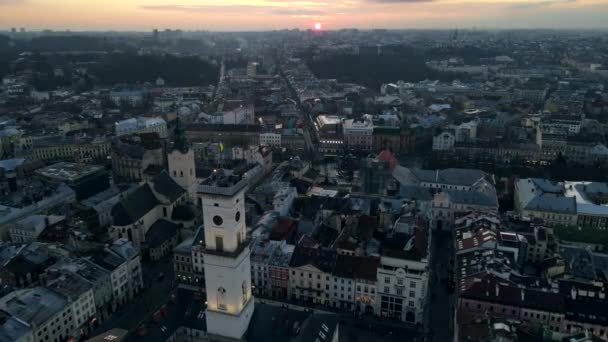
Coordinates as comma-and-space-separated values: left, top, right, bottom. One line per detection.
172, 118, 190, 153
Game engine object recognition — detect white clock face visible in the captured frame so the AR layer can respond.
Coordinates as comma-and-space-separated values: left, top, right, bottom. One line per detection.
213, 215, 223, 226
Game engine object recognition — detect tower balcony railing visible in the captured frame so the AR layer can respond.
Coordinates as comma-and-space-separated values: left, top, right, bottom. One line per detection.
203, 239, 251, 258
198, 178, 248, 196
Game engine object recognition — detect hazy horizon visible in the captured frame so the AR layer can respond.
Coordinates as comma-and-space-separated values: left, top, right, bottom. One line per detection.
1, 0, 607, 32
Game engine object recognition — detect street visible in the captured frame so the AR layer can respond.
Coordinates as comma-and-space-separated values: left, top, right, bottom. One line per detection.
89, 257, 175, 337
425, 229, 455, 342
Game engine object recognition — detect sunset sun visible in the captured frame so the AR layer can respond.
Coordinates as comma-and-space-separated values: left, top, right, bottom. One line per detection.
314, 22, 323, 31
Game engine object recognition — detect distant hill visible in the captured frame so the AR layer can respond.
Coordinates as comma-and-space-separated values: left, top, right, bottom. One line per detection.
306, 45, 465, 91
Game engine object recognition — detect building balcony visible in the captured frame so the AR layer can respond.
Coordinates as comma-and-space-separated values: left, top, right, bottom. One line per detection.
203, 239, 251, 259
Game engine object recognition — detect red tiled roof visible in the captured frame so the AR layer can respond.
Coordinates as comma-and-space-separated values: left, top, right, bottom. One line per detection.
376, 149, 397, 170
270, 217, 296, 241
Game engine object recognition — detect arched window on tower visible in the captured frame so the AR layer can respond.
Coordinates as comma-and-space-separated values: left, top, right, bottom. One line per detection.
242, 281, 248, 304
217, 287, 227, 311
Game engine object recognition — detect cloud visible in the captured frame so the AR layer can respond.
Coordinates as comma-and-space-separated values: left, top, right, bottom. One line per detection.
140, 4, 326, 16
509, 0, 577, 9
271, 8, 325, 15
366, 0, 434, 3
0, 0, 25, 5
140, 5, 261, 13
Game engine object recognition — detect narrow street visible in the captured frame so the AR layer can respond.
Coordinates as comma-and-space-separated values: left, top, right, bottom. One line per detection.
426, 229, 455, 342
89, 257, 175, 337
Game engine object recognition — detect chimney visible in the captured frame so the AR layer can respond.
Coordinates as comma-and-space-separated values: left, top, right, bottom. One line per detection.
495, 284, 500, 297
44, 216, 50, 227
520, 288, 525, 302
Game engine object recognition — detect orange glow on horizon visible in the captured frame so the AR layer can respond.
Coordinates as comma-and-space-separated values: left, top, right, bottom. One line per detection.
0, 0, 605, 30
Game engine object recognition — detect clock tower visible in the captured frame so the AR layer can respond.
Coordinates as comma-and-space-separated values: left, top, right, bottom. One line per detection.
199, 172, 254, 341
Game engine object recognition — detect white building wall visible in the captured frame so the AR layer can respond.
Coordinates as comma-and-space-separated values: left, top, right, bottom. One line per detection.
432, 132, 455, 151
376, 256, 428, 324
330, 276, 355, 309
289, 265, 332, 304
168, 149, 197, 197
260, 133, 281, 147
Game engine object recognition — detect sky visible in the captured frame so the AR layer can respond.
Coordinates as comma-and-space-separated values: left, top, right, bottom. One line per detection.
0, 0, 607, 31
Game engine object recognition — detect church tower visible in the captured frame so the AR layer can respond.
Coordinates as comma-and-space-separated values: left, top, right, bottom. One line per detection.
199, 172, 254, 341
168, 119, 197, 197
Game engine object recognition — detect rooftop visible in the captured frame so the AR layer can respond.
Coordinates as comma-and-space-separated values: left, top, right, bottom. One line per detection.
36, 162, 105, 182
145, 219, 180, 248
85, 329, 128, 342
290, 244, 337, 273
0, 311, 31, 342
199, 170, 247, 196
46, 272, 92, 300
517, 178, 608, 215
0, 287, 67, 327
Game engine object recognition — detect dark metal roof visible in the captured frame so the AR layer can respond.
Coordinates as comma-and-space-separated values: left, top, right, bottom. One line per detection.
111, 184, 160, 226
145, 219, 180, 248
150, 171, 186, 203
289, 245, 337, 273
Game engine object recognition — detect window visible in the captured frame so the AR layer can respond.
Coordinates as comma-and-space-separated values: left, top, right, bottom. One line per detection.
213, 215, 223, 226
410, 281, 416, 288
396, 288, 403, 296
397, 278, 404, 285
384, 286, 390, 293
217, 287, 227, 311
384, 277, 390, 284
242, 281, 248, 304
215, 236, 224, 252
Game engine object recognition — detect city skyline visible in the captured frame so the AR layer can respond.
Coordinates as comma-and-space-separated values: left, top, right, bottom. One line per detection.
1, 0, 607, 31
